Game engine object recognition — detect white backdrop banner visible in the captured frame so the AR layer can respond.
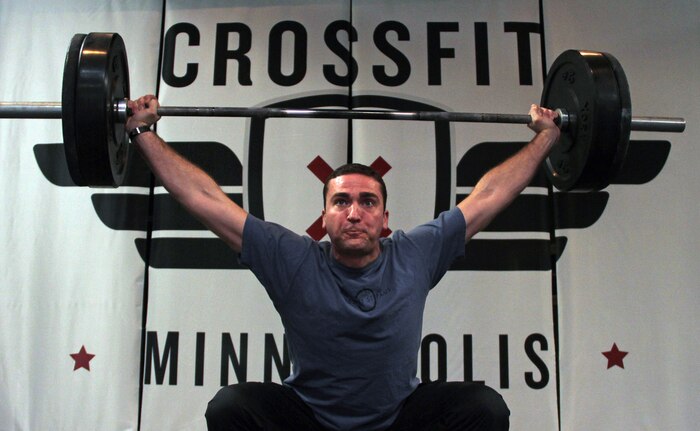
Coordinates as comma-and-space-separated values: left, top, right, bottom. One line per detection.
143, 1, 556, 430
0, 1, 162, 430
543, 1, 700, 430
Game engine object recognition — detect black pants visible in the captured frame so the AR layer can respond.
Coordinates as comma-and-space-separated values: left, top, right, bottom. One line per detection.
205, 381, 509, 430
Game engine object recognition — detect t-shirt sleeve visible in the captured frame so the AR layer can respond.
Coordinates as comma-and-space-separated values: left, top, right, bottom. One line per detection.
402, 206, 466, 286
239, 214, 314, 301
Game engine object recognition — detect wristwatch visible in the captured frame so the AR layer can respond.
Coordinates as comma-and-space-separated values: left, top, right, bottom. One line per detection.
128, 125, 152, 140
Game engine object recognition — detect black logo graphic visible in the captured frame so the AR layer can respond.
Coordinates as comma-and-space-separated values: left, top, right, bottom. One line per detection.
33, 94, 671, 271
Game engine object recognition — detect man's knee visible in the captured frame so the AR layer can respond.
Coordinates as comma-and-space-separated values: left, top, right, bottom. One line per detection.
205, 384, 258, 428
472, 384, 509, 421
452, 383, 510, 429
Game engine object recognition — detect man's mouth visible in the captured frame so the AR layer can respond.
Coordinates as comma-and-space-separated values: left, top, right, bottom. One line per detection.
343, 229, 365, 237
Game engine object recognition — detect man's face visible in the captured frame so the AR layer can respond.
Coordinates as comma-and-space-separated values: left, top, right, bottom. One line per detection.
322, 173, 389, 265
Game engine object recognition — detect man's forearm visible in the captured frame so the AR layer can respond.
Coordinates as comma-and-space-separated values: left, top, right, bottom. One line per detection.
459, 128, 559, 240
133, 131, 248, 251
478, 128, 559, 199
134, 131, 219, 204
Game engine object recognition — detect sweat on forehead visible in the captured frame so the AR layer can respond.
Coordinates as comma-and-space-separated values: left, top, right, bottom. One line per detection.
322, 163, 387, 207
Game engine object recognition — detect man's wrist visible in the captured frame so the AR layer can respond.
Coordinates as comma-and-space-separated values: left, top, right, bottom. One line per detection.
128, 125, 153, 140
535, 128, 561, 153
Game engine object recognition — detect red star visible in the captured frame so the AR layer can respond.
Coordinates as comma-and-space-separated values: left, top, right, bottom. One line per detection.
602, 343, 628, 369
70, 345, 95, 371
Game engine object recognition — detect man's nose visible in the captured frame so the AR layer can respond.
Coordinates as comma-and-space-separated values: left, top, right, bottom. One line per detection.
347, 203, 361, 221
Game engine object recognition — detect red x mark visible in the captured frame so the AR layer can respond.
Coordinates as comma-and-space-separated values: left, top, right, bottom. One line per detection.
306, 156, 392, 240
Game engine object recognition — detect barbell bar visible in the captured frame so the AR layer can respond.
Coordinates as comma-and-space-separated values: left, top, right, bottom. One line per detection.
0, 32, 687, 191
0, 101, 686, 133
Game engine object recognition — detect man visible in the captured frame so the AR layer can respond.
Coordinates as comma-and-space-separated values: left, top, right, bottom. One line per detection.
127, 95, 560, 430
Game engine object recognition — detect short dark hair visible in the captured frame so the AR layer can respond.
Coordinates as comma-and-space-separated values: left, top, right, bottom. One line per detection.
323, 163, 387, 208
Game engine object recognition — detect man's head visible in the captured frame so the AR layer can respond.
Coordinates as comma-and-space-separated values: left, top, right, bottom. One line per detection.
321, 164, 389, 268
323, 164, 387, 209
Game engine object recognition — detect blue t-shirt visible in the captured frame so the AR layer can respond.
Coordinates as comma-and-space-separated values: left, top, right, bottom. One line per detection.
240, 207, 466, 430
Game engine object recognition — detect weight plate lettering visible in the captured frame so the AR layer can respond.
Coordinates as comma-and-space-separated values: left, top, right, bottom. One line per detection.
541, 50, 630, 191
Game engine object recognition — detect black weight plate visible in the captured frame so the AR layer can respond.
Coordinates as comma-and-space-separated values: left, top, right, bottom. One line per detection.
604, 52, 631, 185
541, 50, 626, 191
73, 33, 130, 187
62, 33, 87, 186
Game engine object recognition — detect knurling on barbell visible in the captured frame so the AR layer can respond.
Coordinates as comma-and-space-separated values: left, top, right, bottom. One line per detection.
0, 32, 686, 190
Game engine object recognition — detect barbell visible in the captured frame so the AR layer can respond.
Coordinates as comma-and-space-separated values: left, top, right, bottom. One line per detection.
0, 32, 686, 191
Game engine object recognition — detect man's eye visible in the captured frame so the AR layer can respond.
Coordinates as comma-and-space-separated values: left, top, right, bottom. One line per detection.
335, 199, 348, 206
363, 200, 376, 207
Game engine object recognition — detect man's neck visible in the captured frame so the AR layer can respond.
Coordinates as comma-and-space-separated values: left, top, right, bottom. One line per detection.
331, 247, 381, 269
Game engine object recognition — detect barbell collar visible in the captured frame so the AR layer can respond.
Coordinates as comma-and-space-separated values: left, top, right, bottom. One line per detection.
554, 108, 569, 131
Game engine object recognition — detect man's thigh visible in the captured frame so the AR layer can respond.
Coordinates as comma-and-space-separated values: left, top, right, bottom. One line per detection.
205, 382, 328, 431
389, 381, 510, 431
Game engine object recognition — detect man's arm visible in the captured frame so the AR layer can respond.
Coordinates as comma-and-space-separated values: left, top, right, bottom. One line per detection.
458, 105, 560, 241
126, 95, 248, 252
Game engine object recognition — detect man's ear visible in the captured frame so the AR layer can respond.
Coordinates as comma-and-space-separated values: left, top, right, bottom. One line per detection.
383, 210, 389, 230
321, 209, 326, 229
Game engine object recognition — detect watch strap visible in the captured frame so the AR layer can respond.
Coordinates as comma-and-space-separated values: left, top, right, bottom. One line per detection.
128, 125, 152, 140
